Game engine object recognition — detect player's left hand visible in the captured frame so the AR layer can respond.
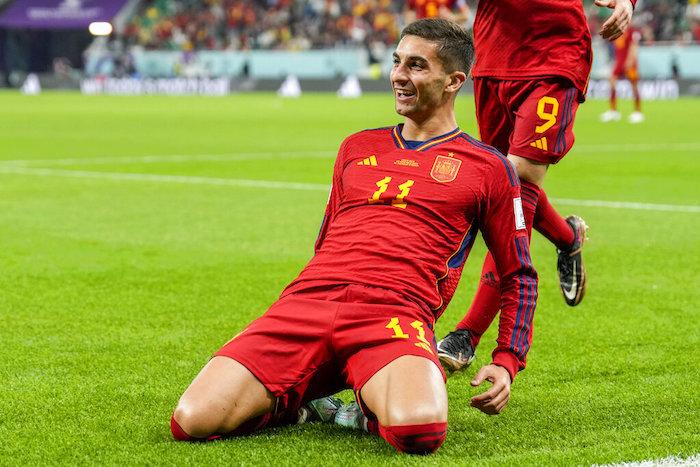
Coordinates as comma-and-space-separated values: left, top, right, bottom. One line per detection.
595, 0, 634, 41
469, 364, 511, 415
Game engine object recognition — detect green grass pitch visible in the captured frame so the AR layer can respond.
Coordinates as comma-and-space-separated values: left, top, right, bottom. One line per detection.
0, 91, 698, 466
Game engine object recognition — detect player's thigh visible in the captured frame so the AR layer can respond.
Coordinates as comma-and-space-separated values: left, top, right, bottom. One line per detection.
510, 78, 581, 164
473, 77, 512, 155
175, 356, 275, 437
360, 354, 448, 427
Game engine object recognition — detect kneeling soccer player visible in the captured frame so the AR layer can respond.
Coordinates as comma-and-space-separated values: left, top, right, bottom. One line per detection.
171, 18, 537, 455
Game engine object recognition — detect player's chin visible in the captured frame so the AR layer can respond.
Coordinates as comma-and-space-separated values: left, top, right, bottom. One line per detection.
394, 103, 412, 117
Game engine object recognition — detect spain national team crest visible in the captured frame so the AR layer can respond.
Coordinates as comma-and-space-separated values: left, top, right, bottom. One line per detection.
430, 154, 461, 183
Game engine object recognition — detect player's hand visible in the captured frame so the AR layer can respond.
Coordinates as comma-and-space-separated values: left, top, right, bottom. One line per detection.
595, 0, 634, 41
470, 364, 511, 415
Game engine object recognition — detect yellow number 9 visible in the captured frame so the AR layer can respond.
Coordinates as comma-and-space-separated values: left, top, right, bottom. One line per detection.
535, 96, 559, 133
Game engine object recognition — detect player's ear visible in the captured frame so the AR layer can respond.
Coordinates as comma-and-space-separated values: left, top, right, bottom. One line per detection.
445, 71, 467, 93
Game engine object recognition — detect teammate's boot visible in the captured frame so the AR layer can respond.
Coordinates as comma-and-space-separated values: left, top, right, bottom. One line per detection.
557, 215, 589, 306
297, 396, 345, 424
600, 110, 621, 122
628, 111, 644, 124
436, 328, 476, 375
334, 402, 369, 431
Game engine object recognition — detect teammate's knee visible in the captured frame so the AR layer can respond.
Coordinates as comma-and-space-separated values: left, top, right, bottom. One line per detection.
379, 422, 447, 454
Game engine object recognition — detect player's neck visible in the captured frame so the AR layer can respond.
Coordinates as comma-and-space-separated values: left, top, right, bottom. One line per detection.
401, 112, 458, 142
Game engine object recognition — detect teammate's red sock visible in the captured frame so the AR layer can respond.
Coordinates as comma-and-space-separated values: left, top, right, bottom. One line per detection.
457, 180, 539, 340
378, 422, 447, 454
456, 252, 499, 346
533, 188, 574, 250
610, 86, 617, 110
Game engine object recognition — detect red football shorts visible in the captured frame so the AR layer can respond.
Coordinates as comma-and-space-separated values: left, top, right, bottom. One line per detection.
473, 77, 582, 164
214, 283, 445, 414
613, 60, 638, 81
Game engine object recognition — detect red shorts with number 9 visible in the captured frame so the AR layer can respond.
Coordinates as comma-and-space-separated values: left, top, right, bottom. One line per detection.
214, 283, 445, 414
474, 77, 582, 164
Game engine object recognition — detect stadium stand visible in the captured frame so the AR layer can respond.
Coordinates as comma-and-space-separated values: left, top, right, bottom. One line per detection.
1, 0, 699, 89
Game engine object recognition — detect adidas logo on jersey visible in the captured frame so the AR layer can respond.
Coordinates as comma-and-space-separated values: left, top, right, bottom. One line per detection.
530, 137, 548, 151
357, 155, 377, 166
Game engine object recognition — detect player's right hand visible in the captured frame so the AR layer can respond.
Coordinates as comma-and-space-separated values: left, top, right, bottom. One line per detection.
595, 0, 634, 41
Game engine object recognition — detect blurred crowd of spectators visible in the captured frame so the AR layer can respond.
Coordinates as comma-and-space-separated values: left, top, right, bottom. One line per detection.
120, 0, 403, 53
116, 0, 698, 54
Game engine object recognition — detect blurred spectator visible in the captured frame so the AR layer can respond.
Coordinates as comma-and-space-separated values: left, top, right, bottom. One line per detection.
688, 0, 700, 42
404, 0, 470, 26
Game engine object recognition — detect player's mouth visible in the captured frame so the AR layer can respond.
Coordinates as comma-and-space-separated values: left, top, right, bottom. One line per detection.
395, 88, 416, 101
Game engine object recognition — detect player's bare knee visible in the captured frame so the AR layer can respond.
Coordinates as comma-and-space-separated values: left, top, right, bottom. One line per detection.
172, 401, 220, 439
384, 400, 447, 427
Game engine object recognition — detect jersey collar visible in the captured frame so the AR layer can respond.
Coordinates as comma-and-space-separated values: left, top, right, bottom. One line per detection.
392, 124, 463, 151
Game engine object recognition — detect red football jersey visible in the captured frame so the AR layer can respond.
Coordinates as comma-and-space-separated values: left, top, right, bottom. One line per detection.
283, 125, 538, 374
472, 0, 593, 98
613, 27, 641, 65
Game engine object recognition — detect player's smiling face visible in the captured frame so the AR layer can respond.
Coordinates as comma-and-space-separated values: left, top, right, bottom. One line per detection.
391, 35, 449, 122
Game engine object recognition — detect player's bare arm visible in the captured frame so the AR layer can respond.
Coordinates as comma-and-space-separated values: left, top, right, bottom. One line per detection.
470, 364, 511, 415
595, 0, 635, 41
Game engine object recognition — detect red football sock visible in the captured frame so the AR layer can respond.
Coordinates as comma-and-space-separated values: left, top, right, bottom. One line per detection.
456, 251, 499, 346
378, 422, 447, 454
458, 180, 539, 340
533, 188, 574, 250
610, 86, 617, 110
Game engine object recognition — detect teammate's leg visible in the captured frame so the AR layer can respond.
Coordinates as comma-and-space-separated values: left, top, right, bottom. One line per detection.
439, 173, 540, 374
533, 188, 575, 250
601, 74, 621, 121
628, 68, 644, 123
440, 78, 588, 373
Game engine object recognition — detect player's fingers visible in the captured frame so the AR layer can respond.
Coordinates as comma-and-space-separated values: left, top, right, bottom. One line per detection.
606, 30, 624, 41
594, 0, 611, 7
599, 19, 622, 41
470, 397, 498, 415
470, 367, 489, 387
494, 392, 510, 413
470, 389, 507, 415
470, 386, 496, 404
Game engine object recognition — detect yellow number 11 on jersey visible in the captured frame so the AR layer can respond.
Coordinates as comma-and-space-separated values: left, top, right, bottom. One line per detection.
368, 176, 414, 209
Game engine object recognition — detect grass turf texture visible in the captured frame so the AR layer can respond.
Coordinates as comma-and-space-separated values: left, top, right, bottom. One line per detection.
0, 92, 698, 466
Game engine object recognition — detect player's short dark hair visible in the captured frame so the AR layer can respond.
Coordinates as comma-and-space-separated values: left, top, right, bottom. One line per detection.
401, 18, 474, 75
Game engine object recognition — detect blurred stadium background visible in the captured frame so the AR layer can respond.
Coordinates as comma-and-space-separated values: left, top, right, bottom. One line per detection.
0, 0, 699, 96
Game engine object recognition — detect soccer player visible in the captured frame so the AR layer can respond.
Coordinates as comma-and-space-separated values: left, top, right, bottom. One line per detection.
171, 18, 537, 455
600, 26, 643, 123
436, 0, 637, 374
